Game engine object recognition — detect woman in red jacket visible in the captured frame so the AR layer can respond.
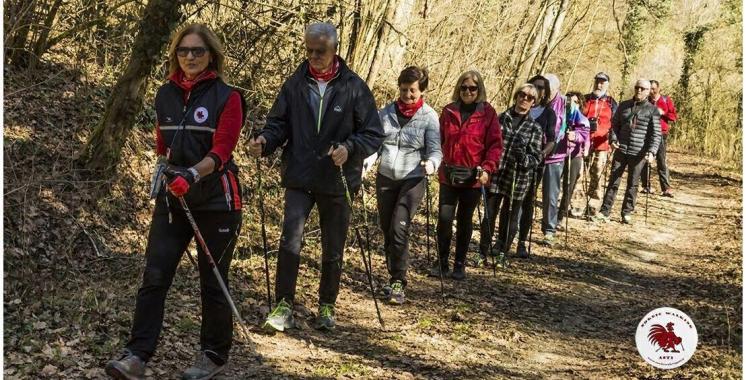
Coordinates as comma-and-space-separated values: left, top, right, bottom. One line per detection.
106, 24, 245, 380
432, 70, 503, 280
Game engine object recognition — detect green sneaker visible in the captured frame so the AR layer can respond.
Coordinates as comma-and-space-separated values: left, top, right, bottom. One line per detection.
389, 281, 406, 305
540, 233, 555, 247
592, 214, 610, 223
263, 299, 294, 332
497, 251, 509, 268
314, 303, 336, 330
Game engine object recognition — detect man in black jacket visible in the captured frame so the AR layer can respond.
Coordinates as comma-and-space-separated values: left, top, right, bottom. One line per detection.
249, 22, 384, 331
594, 79, 661, 224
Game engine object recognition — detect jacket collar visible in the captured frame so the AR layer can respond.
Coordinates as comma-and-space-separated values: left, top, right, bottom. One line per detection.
444, 101, 486, 123
168, 69, 218, 91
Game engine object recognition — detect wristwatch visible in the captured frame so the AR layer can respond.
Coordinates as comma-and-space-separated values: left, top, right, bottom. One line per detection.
187, 167, 200, 183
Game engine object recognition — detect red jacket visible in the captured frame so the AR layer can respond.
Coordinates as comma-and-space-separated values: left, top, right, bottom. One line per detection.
438, 101, 503, 188
650, 95, 678, 135
582, 93, 617, 152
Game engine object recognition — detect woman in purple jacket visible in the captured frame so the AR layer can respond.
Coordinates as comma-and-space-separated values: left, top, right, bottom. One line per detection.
557, 91, 590, 229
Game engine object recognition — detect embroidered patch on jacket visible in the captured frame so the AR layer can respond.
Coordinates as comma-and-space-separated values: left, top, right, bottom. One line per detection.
334, 105, 343, 113
194, 107, 209, 123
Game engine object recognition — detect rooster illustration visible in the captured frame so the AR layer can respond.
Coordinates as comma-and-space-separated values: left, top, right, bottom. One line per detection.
648, 322, 683, 352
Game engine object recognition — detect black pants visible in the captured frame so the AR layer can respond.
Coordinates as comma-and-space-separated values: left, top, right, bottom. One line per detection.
127, 203, 241, 363
559, 156, 584, 220
275, 188, 351, 305
641, 134, 670, 192
375, 174, 426, 287
600, 152, 647, 216
516, 165, 542, 243
478, 192, 501, 257
436, 184, 481, 269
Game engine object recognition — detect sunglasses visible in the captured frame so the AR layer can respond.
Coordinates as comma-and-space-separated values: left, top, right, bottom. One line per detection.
460, 85, 479, 93
518, 92, 536, 101
635, 86, 650, 91
306, 47, 328, 56
176, 47, 208, 58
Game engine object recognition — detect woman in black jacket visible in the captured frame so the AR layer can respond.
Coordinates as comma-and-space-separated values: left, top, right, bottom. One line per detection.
106, 24, 246, 380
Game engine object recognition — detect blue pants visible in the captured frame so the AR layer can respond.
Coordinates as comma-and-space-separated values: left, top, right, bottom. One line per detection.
541, 162, 564, 234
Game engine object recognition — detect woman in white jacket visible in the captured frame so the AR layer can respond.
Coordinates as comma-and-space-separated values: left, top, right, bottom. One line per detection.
363, 66, 442, 304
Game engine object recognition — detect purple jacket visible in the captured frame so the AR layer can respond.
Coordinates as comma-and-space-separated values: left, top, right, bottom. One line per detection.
568, 108, 590, 158
545, 94, 566, 164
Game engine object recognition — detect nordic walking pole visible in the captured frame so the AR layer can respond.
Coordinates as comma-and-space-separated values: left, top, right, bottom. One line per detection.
500, 162, 519, 268
477, 167, 497, 277
252, 132, 273, 310
176, 196, 250, 337
333, 142, 384, 328
645, 155, 651, 225
354, 227, 385, 328
565, 152, 571, 248
256, 157, 273, 310
527, 166, 542, 257
421, 161, 445, 303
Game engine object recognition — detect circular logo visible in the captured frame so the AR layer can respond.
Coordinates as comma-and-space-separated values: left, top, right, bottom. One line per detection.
194, 107, 209, 123
635, 307, 697, 369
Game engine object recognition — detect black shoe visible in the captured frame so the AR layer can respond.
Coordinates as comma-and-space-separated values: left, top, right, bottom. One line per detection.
428, 263, 449, 277
105, 349, 146, 380
451, 266, 466, 280
516, 243, 529, 259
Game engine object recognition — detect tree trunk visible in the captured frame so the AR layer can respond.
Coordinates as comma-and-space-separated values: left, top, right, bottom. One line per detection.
78, 0, 188, 173
538, 0, 570, 73
4, 0, 38, 67
676, 25, 709, 118
28, 0, 63, 71
364, 0, 396, 88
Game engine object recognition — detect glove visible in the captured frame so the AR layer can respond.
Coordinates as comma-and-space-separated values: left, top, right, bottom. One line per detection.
165, 165, 198, 197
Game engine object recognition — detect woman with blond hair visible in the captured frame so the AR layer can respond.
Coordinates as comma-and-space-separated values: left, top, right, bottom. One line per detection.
106, 24, 246, 380
433, 70, 503, 280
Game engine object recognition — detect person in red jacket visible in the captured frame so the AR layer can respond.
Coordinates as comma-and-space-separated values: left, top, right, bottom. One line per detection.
105, 24, 245, 380
582, 72, 618, 216
641, 80, 678, 197
432, 70, 503, 280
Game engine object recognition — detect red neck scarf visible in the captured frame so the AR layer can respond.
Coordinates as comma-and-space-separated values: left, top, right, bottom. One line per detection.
309, 56, 340, 82
396, 97, 424, 118
169, 69, 217, 91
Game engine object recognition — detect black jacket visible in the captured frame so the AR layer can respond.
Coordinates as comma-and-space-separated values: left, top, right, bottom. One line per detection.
260, 58, 385, 195
610, 99, 661, 157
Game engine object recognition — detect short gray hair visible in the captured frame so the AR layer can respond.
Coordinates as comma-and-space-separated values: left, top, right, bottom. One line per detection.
305, 22, 338, 49
636, 79, 651, 89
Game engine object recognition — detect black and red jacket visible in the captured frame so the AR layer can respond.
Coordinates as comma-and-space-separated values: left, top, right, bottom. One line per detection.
154, 70, 245, 211
437, 101, 503, 188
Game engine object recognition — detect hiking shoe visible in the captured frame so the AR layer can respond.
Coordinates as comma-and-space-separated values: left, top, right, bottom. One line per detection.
105, 349, 145, 380
388, 281, 406, 305
314, 303, 336, 330
181, 350, 225, 380
641, 188, 654, 194
592, 213, 610, 223
474, 254, 488, 267
516, 243, 529, 259
622, 214, 633, 224
428, 263, 449, 277
556, 222, 565, 232
451, 266, 466, 281
662, 189, 674, 198
496, 251, 509, 268
539, 233, 555, 247
263, 298, 294, 332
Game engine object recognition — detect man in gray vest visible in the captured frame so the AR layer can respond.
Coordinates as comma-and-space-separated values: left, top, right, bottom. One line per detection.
593, 79, 661, 224
249, 22, 384, 331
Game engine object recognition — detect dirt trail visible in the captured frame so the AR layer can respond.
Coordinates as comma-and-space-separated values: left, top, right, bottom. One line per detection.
211, 151, 740, 379
4, 150, 741, 379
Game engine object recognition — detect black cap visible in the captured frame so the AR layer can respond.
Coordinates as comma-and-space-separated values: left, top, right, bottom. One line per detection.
594, 72, 610, 82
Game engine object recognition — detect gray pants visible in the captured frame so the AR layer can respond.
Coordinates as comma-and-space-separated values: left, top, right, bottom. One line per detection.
541, 161, 564, 234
